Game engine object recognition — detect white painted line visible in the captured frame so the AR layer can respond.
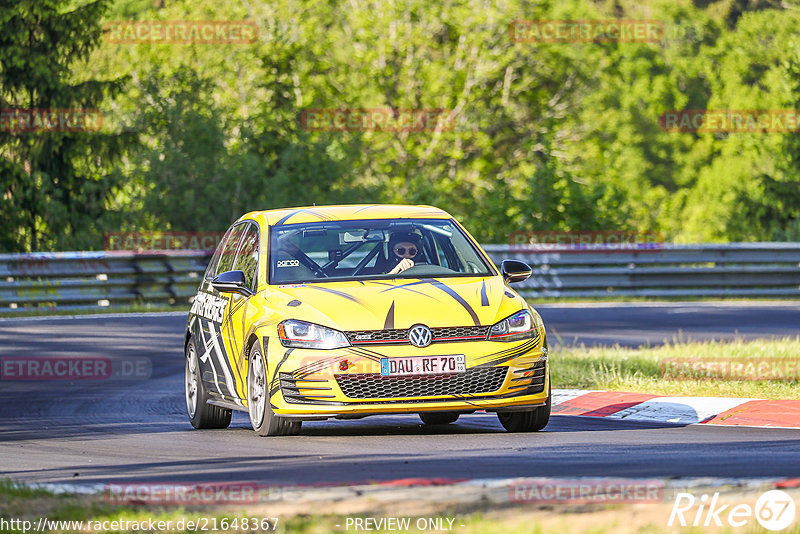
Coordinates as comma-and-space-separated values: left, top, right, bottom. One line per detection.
552, 389, 597, 406
607, 396, 754, 425
31, 482, 105, 494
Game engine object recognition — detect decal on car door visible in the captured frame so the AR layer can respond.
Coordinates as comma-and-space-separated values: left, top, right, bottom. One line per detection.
189, 281, 241, 404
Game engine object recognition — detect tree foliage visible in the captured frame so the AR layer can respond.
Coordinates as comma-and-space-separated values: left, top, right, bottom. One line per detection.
0, 0, 134, 251
2, 0, 800, 251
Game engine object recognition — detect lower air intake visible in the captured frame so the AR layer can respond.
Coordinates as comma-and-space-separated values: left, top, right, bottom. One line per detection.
335, 367, 508, 399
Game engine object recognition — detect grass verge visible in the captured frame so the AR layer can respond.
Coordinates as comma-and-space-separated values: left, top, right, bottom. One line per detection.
552, 336, 800, 399
2, 480, 799, 534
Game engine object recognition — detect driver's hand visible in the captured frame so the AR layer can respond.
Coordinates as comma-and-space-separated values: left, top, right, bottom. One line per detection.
388, 258, 414, 275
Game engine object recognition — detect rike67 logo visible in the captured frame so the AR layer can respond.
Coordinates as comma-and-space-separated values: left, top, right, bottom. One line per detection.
669, 490, 796, 531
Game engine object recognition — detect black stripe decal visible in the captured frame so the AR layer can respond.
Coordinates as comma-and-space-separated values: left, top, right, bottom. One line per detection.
379, 279, 477, 322
274, 211, 300, 226
269, 347, 294, 397
345, 347, 384, 362
294, 354, 342, 377
302, 284, 363, 304
426, 279, 480, 326
273, 208, 334, 226
384, 301, 395, 329
353, 205, 380, 213
475, 338, 539, 367
378, 282, 441, 300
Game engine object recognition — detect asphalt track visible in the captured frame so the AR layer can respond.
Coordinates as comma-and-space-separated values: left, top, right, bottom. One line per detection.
0, 303, 799, 486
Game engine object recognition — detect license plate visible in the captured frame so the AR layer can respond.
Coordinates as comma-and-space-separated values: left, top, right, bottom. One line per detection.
380, 355, 466, 376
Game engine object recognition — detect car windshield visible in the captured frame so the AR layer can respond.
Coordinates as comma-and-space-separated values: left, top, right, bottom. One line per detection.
269, 218, 494, 284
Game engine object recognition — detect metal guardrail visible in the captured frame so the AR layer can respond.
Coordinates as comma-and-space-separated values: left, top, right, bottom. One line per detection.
483, 243, 800, 298
0, 250, 211, 313
1, 243, 799, 313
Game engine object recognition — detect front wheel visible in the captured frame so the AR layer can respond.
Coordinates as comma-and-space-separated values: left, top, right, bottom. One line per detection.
247, 341, 301, 436
497, 386, 551, 432
185, 336, 231, 429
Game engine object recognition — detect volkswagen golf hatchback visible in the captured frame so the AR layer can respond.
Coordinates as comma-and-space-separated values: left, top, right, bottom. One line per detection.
184, 204, 550, 436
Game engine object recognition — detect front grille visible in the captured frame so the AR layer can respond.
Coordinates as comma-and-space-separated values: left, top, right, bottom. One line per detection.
347, 328, 408, 343
346, 325, 490, 345
334, 366, 508, 399
432, 325, 491, 340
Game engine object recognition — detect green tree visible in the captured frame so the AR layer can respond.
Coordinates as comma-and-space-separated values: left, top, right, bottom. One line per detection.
59, 0, 800, 246
679, 8, 800, 241
0, 0, 134, 251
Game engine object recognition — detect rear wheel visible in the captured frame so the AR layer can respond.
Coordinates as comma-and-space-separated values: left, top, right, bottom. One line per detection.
497, 386, 551, 432
419, 412, 460, 425
185, 336, 231, 429
247, 341, 301, 436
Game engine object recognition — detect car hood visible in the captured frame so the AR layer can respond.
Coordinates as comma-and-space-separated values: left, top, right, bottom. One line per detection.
267, 276, 527, 331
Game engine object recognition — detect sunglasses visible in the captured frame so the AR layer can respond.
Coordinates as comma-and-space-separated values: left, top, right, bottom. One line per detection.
394, 246, 417, 256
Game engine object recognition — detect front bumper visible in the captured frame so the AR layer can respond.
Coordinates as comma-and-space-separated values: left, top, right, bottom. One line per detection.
265, 336, 549, 418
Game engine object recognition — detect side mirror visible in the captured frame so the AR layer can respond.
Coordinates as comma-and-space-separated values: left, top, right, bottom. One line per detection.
501, 260, 532, 283
211, 270, 254, 297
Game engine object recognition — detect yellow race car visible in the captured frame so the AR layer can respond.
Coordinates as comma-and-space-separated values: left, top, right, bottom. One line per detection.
184, 204, 549, 436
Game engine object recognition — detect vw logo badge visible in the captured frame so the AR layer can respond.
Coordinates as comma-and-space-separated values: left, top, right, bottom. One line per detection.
408, 324, 432, 348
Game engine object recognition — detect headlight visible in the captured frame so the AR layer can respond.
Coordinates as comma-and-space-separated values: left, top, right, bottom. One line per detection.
488, 310, 537, 341
277, 320, 351, 349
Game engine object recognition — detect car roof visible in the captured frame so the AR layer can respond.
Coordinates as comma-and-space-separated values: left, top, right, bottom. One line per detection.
240, 204, 453, 227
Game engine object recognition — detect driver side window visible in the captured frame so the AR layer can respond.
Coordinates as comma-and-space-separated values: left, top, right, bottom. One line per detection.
233, 223, 259, 291
204, 226, 234, 280
215, 224, 246, 277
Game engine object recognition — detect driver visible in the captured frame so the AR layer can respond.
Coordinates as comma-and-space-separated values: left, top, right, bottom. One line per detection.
386, 231, 422, 275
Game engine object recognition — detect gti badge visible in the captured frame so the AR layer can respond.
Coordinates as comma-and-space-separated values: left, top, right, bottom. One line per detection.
408, 324, 432, 348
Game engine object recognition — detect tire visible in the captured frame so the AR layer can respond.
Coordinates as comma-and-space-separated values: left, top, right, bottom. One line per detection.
497, 385, 551, 432
185, 336, 232, 429
247, 341, 301, 437
419, 412, 460, 425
